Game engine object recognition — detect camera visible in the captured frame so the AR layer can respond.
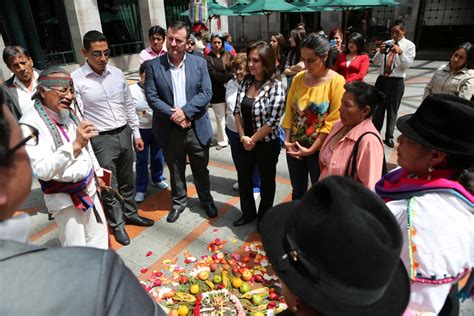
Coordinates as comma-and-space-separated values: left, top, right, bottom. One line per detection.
383, 43, 394, 54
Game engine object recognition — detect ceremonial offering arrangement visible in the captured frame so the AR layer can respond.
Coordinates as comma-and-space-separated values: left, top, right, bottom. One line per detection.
140, 239, 287, 315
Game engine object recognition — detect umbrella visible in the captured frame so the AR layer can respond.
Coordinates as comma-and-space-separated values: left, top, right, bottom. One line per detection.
180, 1, 235, 18
228, 0, 264, 42
238, 0, 298, 38
288, 0, 335, 23
180, 1, 236, 33
315, 0, 400, 35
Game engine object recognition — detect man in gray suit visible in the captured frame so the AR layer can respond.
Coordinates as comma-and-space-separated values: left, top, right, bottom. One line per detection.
0, 98, 164, 315
145, 21, 217, 223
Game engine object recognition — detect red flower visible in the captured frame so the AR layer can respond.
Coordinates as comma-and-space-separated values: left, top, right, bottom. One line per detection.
305, 125, 315, 137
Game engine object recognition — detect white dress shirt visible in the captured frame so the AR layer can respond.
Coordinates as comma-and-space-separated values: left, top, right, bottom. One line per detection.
225, 77, 239, 132
372, 37, 416, 78
168, 55, 187, 108
13, 70, 39, 115
19, 105, 103, 213
71, 62, 141, 139
129, 82, 153, 129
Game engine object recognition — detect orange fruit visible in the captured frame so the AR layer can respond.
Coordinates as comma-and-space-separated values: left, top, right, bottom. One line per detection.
231, 277, 243, 288
177, 305, 189, 315
189, 284, 200, 294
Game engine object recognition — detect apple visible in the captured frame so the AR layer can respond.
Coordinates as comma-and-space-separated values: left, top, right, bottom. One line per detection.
269, 292, 279, 300
252, 295, 263, 305
239, 282, 251, 293
241, 270, 253, 281
198, 271, 209, 280
212, 274, 222, 284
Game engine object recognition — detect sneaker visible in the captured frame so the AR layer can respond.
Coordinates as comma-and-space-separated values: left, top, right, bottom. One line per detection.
233, 182, 239, 191
253, 192, 260, 200
134, 192, 145, 203
151, 181, 169, 190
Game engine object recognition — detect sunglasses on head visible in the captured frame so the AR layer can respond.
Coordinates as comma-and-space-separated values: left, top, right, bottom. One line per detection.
91, 49, 111, 57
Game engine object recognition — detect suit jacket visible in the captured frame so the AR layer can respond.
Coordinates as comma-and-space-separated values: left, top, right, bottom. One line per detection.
144, 53, 213, 147
0, 239, 164, 315
1, 75, 21, 120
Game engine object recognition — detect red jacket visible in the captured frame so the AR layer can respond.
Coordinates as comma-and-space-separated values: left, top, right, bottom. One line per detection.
333, 53, 369, 82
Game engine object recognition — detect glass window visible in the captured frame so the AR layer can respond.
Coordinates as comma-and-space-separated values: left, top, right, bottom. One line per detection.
29, 0, 76, 65
164, 0, 189, 27
98, 0, 144, 57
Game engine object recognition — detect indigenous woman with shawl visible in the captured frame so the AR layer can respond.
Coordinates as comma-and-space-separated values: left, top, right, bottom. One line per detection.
375, 94, 474, 315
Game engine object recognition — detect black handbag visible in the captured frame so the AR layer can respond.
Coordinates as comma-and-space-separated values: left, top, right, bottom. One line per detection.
344, 131, 388, 178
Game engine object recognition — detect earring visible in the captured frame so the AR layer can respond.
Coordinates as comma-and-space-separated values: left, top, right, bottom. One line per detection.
292, 305, 298, 313
427, 166, 434, 180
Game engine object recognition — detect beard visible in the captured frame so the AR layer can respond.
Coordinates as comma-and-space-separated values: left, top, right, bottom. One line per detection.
59, 109, 71, 126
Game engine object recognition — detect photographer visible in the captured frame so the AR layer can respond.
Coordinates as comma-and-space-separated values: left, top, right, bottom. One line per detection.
372, 20, 416, 148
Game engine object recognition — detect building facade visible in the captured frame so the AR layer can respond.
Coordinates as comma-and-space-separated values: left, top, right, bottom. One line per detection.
1, 0, 473, 82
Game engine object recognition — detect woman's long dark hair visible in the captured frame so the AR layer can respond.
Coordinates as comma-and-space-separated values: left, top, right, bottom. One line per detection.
287, 28, 306, 67
344, 32, 367, 55
301, 33, 334, 69
245, 41, 276, 83
451, 42, 474, 69
269, 32, 286, 62
446, 155, 474, 194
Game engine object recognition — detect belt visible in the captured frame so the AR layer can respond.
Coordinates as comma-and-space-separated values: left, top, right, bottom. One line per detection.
378, 75, 404, 80
98, 125, 127, 136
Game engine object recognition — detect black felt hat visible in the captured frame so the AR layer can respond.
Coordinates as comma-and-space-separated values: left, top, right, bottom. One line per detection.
260, 176, 409, 315
396, 94, 474, 155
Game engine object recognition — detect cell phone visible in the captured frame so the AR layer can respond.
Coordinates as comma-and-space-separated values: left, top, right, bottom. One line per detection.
329, 39, 337, 47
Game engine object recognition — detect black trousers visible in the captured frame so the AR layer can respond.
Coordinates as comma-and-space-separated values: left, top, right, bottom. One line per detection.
237, 139, 280, 220
163, 126, 213, 211
372, 75, 405, 140
91, 126, 137, 229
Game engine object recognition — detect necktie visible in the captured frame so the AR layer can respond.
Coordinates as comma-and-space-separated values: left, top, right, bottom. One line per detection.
384, 42, 397, 76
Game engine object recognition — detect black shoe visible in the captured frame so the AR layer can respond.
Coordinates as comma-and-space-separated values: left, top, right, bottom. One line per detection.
384, 138, 394, 148
167, 208, 184, 223
204, 203, 218, 218
233, 215, 257, 227
126, 215, 154, 227
113, 227, 130, 246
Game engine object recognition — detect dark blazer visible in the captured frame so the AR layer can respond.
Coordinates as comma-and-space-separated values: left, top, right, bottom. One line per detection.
0, 239, 164, 315
1, 75, 22, 120
145, 53, 213, 147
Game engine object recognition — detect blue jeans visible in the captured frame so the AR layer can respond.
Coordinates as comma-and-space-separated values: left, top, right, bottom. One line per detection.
135, 128, 165, 193
226, 127, 260, 192
286, 151, 320, 200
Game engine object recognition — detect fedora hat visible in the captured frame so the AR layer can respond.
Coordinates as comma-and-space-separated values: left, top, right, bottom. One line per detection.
260, 176, 409, 315
396, 94, 474, 156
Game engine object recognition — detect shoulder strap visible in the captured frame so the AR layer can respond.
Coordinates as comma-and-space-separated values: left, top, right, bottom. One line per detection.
344, 131, 387, 178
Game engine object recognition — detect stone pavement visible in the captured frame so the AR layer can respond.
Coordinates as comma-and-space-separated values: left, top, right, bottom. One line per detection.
17, 60, 473, 314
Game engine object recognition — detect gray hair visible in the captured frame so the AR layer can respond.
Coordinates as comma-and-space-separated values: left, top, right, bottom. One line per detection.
2, 46, 30, 66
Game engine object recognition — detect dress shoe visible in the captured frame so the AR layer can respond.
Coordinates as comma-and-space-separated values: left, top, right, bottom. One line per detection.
203, 203, 218, 218
233, 215, 256, 227
384, 138, 394, 148
167, 208, 184, 223
126, 215, 154, 226
113, 227, 130, 246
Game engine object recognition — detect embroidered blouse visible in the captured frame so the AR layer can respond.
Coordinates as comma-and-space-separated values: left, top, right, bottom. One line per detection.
281, 71, 345, 148
376, 169, 474, 314
234, 77, 285, 142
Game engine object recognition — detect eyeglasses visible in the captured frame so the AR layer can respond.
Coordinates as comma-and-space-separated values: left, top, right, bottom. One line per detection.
91, 49, 111, 57
1, 123, 38, 166
44, 86, 76, 97
189, 42, 196, 46
211, 32, 224, 38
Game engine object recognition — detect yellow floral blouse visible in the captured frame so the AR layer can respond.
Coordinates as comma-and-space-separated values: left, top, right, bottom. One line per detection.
281, 71, 346, 148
